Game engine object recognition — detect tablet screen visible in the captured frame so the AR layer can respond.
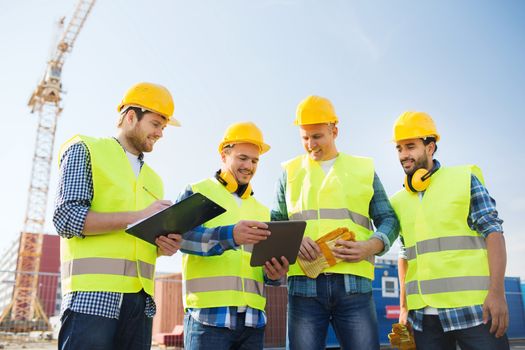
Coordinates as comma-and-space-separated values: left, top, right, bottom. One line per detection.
249, 221, 306, 267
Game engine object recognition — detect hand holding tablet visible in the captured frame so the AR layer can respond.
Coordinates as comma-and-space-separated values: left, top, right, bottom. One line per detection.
249, 221, 307, 267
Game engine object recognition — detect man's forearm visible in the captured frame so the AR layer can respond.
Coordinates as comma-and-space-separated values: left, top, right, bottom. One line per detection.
486, 232, 507, 294
83, 210, 141, 235
367, 236, 386, 255
180, 225, 236, 256
398, 257, 408, 309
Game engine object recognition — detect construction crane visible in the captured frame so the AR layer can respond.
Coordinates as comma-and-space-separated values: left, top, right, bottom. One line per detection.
0, 0, 96, 332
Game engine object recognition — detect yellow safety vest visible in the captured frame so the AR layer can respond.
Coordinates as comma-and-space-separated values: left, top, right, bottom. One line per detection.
284, 153, 375, 279
390, 165, 489, 309
59, 135, 161, 296
183, 178, 269, 311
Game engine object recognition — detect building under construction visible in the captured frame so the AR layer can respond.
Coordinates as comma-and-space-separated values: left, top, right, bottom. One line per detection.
0, 234, 61, 332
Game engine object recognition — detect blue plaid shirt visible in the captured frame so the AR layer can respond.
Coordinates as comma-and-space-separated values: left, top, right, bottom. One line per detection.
398, 160, 504, 332
53, 140, 156, 319
177, 184, 280, 330
271, 162, 400, 297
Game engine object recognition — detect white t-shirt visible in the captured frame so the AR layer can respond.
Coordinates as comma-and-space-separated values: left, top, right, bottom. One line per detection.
319, 157, 337, 174
126, 151, 141, 178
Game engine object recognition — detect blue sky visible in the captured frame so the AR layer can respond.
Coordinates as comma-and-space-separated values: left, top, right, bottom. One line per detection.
1, 0, 523, 277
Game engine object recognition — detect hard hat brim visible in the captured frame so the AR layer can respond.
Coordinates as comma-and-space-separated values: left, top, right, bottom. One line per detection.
294, 119, 338, 126
167, 117, 181, 127
119, 103, 181, 127
218, 140, 271, 155
392, 134, 440, 142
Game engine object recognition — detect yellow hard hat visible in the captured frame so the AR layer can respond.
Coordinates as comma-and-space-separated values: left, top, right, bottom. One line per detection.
117, 82, 181, 127
393, 111, 440, 142
295, 95, 338, 125
218, 122, 270, 155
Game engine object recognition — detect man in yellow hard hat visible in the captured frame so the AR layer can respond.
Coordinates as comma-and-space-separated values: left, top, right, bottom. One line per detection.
177, 121, 289, 350
390, 111, 509, 349
271, 96, 399, 350
54, 82, 183, 350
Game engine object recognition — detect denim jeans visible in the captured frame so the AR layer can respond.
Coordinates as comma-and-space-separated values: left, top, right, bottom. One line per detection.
58, 292, 153, 350
413, 315, 510, 350
287, 274, 379, 350
184, 313, 265, 350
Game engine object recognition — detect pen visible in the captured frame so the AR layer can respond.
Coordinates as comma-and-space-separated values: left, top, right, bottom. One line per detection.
143, 186, 160, 200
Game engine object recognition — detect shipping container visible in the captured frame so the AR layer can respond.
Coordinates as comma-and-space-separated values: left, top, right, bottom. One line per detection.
506, 277, 525, 339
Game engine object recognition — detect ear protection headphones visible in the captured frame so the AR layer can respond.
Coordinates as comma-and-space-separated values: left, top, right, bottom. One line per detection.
404, 162, 439, 193
215, 170, 253, 199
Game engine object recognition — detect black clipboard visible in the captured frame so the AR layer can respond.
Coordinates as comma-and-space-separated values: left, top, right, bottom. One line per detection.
250, 221, 306, 267
125, 193, 226, 246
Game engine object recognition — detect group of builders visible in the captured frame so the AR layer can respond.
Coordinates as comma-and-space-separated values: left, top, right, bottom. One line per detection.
53, 82, 510, 350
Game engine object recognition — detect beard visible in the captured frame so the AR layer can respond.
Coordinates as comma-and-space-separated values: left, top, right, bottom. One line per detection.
234, 169, 254, 185
402, 154, 429, 176
128, 126, 154, 153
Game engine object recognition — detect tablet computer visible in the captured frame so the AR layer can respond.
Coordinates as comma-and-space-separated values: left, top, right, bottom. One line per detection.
250, 221, 307, 267
125, 193, 226, 246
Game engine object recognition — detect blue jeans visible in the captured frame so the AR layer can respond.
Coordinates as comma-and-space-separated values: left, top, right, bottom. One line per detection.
413, 315, 509, 350
58, 292, 152, 350
287, 274, 379, 350
184, 313, 265, 350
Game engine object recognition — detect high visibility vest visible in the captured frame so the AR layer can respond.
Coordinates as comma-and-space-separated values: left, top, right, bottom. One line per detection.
390, 165, 489, 309
182, 178, 269, 311
59, 135, 161, 296
284, 153, 375, 278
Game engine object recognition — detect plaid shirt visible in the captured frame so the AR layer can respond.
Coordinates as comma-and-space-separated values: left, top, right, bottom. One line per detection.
177, 184, 280, 329
53, 140, 156, 319
398, 160, 504, 332
271, 163, 400, 297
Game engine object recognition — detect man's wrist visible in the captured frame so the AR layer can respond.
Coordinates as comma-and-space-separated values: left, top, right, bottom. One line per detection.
367, 237, 385, 255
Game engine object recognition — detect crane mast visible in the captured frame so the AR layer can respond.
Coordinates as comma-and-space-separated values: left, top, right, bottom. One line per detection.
0, 0, 95, 332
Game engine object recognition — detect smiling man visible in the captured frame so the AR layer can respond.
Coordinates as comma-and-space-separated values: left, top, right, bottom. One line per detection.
54, 82, 183, 350
177, 122, 289, 350
271, 95, 399, 350
390, 111, 509, 350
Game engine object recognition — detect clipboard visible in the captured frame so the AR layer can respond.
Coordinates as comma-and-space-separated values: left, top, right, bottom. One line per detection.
250, 221, 306, 267
125, 192, 226, 246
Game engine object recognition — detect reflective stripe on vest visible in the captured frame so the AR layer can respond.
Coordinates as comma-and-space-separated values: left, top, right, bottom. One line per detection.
185, 276, 264, 296
289, 208, 372, 231
404, 236, 486, 261
284, 153, 375, 278
61, 258, 155, 280
59, 135, 161, 295
406, 276, 490, 295
391, 165, 490, 309
183, 178, 269, 311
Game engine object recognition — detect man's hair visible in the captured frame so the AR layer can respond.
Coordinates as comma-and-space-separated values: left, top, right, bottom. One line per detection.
221, 144, 235, 155
422, 137, 438, 155
117, 107, 146, 127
